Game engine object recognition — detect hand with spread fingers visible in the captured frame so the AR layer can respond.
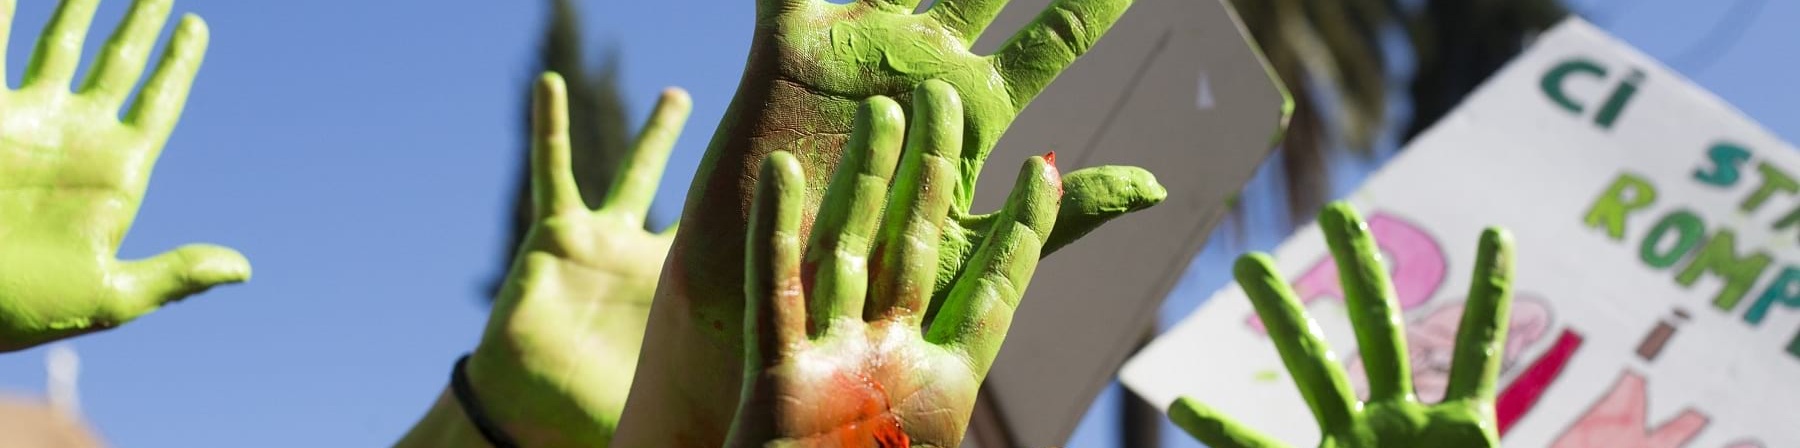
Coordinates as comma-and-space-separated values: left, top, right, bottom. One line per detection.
625, 0, 1159, 440
1169, 203, 1514, 448
396, 73, 691, 448
0, 0, 241, 352
727, 83, 1061, 448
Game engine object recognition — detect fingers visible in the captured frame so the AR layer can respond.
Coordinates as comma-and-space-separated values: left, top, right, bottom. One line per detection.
1235, 253, 1358, 431
0, 0, 15, 87
1319, 202, 1414, 403
602, 87, 692, 222
1445, 228, 1516, 403
124, 14, 207, 138
82, 0, 174, 107
926, 155, 1059, 374
116, 243, 250, 320
868, 80, 962, 324
1041, 165, 1166, 254
992, 0, 1131, 109
803, 96, 906, 334
1168, 397, 1289, 448
23, 0, 100, 88
929, 0, 1010, 40
529, 72, 585, 218
746, 151, 809, 366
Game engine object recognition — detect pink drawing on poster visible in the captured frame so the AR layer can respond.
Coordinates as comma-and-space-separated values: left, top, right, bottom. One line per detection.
1550, 371, 1709, 448
1346, 295, 1554, 403
1248, 213, 1448, 333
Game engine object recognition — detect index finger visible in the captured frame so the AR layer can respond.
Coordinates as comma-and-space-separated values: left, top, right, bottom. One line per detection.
1320, 202, 1414, 403
601, 87, 691, 222
1235, 253, 1358, 431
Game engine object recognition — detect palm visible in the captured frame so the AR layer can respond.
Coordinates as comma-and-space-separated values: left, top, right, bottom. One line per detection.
462, 75, 688, 447
0, 0, 241, 352
624, 1, 1147, 442
755, 3, 1016, 189
748, 322, 982, 446
1313, 402, 1494, 447
727, 83, 1062, 447
1170, 203, 1513, 448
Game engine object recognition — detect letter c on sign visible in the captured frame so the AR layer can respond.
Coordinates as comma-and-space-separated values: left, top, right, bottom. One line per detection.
1541, 58, 1608, 114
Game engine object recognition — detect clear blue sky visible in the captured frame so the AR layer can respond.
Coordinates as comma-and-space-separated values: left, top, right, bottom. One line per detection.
0, 1, 1791, 447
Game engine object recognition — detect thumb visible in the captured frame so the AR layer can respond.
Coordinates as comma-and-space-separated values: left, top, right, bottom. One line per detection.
118, 244, 251, 316
1043, 165, 1167, 254
1169, 397, 1287, 448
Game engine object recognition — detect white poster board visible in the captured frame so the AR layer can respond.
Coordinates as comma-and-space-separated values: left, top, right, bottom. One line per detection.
965, 0, 1286, 445
1122, 18, 1799, 448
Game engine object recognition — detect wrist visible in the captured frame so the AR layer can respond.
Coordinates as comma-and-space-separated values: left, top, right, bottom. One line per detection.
452, 355, 524, 448
467, 339, 617, 447
395, 387, 503, 448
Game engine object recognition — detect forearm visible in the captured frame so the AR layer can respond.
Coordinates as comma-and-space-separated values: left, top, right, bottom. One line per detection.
395, 389, 494, 448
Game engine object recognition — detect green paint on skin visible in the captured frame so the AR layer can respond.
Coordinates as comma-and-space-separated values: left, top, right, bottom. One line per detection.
0, 0, 246, 353
1047, 166, 1167, 253
397, 75, 694, 448
1169, 203, 1513, 448
728, 85, 1064, 447
622, 0, 1151, 445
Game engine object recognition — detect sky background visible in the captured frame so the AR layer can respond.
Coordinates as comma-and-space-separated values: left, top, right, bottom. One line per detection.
0, 0, 1793, 447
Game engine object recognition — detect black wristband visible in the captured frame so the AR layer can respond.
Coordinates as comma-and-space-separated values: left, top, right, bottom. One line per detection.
452, 354, 521, 448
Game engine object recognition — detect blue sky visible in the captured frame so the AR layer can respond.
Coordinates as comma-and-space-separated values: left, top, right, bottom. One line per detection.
0, 1, 1792, 447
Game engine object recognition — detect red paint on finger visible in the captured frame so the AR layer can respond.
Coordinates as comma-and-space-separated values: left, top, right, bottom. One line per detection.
1042, 151, 1063, 196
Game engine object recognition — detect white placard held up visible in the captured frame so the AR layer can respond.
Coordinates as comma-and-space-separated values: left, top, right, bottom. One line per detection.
1122, 18, 1800, 448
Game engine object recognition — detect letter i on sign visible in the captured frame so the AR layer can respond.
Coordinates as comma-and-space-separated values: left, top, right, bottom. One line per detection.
1636, 308, 1690, 362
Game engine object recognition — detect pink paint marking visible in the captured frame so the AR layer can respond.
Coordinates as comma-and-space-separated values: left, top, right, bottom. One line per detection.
1498, 329, 1584, 435
1247, 213, 1448, 332
1550, 371, 1709, 448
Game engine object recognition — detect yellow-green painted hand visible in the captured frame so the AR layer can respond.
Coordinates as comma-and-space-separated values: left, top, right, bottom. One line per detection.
0, 0, 235, 352
1169, 203, 1514, 448
457, 73, 689, 447
625, 0, 1153, 440
728, 82, 1060, 447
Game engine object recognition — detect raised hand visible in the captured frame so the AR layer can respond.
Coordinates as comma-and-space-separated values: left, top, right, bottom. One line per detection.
1169, 203, 1515, 448
396, 73, 690, 448
622, 0, 1154, 442
0, 0, 238, 352
728, 81, 1059, 447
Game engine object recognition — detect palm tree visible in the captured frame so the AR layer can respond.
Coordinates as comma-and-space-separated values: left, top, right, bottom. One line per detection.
1230, 0, 1567, 219
490, 0, 635, 301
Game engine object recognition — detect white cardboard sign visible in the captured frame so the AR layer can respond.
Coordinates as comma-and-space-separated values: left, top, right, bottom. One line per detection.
1122, 19, 1800, 448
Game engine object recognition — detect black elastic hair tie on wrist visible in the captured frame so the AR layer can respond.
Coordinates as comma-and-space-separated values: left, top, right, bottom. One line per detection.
452, 354, 521, 448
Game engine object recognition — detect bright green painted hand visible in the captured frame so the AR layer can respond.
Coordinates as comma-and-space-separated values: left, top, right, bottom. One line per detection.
728, 81, 1060, 447
0, 0, 237, 352
455, 73, 689, 447
622, 0, 1154, 442
1169, 203, 1514, 448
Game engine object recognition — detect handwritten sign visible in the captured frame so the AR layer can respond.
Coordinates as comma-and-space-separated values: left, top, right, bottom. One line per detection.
1121, 18, 1799, 448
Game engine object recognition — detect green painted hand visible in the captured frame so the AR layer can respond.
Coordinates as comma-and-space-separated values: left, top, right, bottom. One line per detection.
461, 73, 689, 446
728, 82, 1059, 447
622, 0, 1154, 442
1169, 203, 1514, 448
0, 0, 235, 352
